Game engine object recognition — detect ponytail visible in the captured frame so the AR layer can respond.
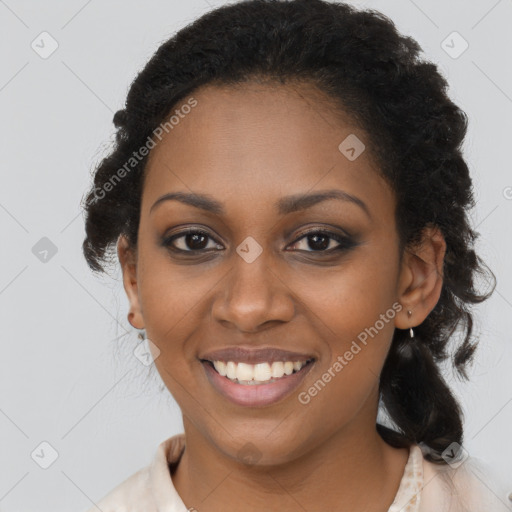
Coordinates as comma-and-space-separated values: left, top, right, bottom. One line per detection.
378, 327, 464, 464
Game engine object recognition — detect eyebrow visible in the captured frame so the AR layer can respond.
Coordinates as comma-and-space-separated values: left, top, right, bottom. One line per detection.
149, 189, 371, 219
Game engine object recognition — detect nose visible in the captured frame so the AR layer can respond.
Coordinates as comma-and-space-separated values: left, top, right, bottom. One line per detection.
211, 251, 295, 332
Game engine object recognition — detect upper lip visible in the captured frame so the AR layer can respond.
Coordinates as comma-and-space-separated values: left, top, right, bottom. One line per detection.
199, 346, 316, 365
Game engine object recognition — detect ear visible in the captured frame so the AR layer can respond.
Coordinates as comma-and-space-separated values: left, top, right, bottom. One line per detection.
117, 234, 144, 330
395, 225, 446, 330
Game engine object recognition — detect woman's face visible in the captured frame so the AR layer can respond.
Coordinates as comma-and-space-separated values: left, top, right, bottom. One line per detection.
121, 81, 414, 464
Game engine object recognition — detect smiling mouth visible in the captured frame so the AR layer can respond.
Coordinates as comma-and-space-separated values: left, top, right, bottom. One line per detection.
200, 358, 316, 385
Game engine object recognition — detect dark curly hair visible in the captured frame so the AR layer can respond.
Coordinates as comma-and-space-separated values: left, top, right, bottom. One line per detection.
81, 0, 495, 463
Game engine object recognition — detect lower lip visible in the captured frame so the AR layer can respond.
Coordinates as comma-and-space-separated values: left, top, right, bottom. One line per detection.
201, 360, 314, 407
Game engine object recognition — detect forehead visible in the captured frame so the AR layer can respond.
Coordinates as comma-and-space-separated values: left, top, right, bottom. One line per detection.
141, 81, 393, 220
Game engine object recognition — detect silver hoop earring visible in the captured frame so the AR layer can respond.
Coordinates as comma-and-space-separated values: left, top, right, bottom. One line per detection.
407, 310, 414, 339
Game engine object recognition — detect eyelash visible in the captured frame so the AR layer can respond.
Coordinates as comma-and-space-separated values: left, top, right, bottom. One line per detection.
162, 227, 357, 255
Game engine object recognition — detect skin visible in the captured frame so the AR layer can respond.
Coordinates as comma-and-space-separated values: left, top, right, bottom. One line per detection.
118, 81, 446, 512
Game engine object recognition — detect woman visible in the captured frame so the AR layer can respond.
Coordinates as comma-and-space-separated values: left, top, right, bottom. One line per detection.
81, 0, 511, 510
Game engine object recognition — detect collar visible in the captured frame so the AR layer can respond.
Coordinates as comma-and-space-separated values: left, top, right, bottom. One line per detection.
148, 434, 424, 512
148, 433, 188, 512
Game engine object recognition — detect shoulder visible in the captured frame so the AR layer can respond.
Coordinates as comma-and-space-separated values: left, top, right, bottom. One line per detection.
419, 448, 512, 512
84, 433, 186, 512
84, 465, 154, 512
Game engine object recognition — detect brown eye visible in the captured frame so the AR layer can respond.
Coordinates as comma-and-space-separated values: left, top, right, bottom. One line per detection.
288, 229, 356, 253
163, 229, 223, 252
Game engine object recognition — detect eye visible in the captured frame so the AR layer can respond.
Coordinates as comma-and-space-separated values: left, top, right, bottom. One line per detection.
163, 228, 223, 253
162, 227, 357, 255
287, 229, 355, 253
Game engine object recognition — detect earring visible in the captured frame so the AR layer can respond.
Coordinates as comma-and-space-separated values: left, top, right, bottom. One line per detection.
407, 310, 414, 338
137, 329, 146, 342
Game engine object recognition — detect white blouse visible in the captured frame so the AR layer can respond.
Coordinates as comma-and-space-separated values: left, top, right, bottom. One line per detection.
85, 434, 512, 512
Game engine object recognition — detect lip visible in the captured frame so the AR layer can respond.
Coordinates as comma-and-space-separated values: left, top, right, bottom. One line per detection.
199, 346, 316, 365
201, 358, 315, 407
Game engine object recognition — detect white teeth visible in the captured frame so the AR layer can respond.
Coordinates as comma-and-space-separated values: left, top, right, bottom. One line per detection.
271, 362, 284, 378
254, 362, 272, 381
210, 360, 310, 384
236, 362, 254, 381
226, 361, 237, 379
272, 361, 284, 379
213, 360, 227, 376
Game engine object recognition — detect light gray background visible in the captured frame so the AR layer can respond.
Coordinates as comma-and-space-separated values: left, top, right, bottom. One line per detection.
1, 1, 511, 511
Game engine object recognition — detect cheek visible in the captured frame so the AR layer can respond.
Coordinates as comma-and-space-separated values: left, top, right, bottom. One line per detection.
136, 251, 203, 366
290, 246, 400, 339
136, 237, 209, 322
290, 244, 399, 400
295, 289, 396, 437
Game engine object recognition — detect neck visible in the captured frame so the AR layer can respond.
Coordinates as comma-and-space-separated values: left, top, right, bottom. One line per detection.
172, 402, 409, 512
